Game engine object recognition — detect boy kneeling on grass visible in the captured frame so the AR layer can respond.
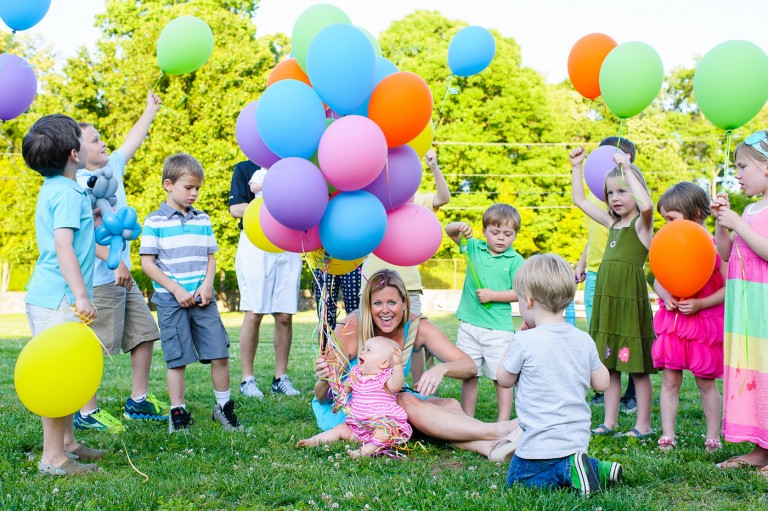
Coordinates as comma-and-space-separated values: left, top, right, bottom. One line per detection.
497, 254, 621, 495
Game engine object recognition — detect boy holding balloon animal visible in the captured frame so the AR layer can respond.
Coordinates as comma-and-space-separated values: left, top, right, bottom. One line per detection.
22, 114, 104, 475
445, 204, 525, 422
140, 154, 242, 433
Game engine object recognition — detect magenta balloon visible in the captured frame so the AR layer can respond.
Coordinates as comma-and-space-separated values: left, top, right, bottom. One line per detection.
363, 145, 423, 211
262, 157, 328, 231
583, 145, 619, 201
0, 54, 37, 121
373, 203, 442, 266
235, 101, 281, 169
259, 204, 322, 253
317, 115, 388, 191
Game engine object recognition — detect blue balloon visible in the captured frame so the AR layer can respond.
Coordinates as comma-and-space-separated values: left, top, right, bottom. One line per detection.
306, 24, 377, 115
351, 56, 399, 117
319, 191, 387, 260
256, 79, 326, 159
448, 26, 496, 77
0, 0, 51, 31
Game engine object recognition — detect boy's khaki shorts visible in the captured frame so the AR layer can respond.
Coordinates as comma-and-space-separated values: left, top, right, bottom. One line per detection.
91, 280, 160, 355
456, 321, 514, 380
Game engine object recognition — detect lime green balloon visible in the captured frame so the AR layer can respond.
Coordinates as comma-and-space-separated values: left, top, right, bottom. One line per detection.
291, 4, 351, 72
157, 16, 214, 75
693, 40, 768, 131
358, 26, 382, 57
599, 42, 663, 119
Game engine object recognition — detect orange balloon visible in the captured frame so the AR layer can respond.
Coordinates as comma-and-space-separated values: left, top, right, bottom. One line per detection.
568, 33, 617, 100
649, 220, 716, 298
368, 71, 433, 148
267, 58, 311, 88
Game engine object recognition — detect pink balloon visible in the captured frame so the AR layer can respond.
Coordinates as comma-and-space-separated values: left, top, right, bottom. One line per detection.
373, 203, 442, 266
259, 203, 322, 253
318, 115, 387, 191
363, 145, 422, 211
235, 101, 281, 169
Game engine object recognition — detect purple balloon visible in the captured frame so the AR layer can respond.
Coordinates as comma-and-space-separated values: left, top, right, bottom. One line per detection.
584, 145, 620, 201
262, 157, 328, 231
363, 145, 423, 211
235, 101, 281, 169
0, 54, 37, 121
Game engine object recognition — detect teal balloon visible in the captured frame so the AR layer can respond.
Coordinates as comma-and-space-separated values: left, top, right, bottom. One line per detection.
693, 40, 768, 131
291, 4, 351, 72
599, 42, 663, 119
157, 16, 214, 75
0, 0, 50, 31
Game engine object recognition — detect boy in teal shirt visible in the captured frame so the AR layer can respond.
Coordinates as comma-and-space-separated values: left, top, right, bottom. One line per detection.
446, 204, 525, 422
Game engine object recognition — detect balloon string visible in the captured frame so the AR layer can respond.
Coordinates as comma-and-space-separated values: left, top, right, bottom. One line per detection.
734, 243, 749, 395
151, 71, 165, 92
0, 32, 14, 74
717, 130, 734, 198
383, 158, 394, 211
434, 74, 456, 132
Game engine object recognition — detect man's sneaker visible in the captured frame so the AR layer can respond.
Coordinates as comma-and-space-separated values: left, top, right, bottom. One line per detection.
597, 460, 623, 487
168, 406, 194, 434
123, 394, 170, 420
240, 377, 264, 398
74, 409, 125, 434
212, 400, 243, 431
620, 397, 637, 414
589, 393, 605, 406
570, 452, 600, 496
272, 375, 300, 396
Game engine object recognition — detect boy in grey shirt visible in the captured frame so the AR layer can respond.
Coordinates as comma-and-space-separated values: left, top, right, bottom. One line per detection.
497, 254, 621, 495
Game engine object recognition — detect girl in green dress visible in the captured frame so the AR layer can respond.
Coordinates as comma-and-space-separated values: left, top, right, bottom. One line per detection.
570, 147, 655, 439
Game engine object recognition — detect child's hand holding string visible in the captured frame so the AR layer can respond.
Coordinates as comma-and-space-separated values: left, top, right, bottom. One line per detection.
612, 152, 630, 169
72, 297, 97, 326
569, 146, 586, 167
677, 298, 702, 315
710, 192, 730, 216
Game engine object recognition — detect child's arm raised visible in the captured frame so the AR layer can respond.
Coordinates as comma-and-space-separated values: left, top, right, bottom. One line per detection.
615, 153, 654, 247
54, 228, 96, 322
445, 221, 472, 244
385, 348, 405, 394
119, 91, 162, 163
425, 150, 451, 209
570, 146, 613, 228
140, 254, 196, 308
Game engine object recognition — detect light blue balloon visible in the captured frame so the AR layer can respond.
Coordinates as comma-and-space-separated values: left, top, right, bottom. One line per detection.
448, 26, 496, 77
351, 56, 399, 117
0, 0, 50, 31
306, 24, 377, 115
319, 191, 387, 260
256, 79, 326, 159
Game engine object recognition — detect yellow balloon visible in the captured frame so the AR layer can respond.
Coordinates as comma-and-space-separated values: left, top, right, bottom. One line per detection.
406, 120, 433, 159
14, 322, 104, 418
307, 248, 363, 276
243, 198, 284, 253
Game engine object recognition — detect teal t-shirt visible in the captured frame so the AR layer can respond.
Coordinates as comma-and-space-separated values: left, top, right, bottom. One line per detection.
26, 175, 95, 309
456, 238, 524, 331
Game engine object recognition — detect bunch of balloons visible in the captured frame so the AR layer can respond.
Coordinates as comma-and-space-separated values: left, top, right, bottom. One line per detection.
0, 1, 50, 121
236, 3, 445, 266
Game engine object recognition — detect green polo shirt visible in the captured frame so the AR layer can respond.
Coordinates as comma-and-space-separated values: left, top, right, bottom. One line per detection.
456, 238, 524, 331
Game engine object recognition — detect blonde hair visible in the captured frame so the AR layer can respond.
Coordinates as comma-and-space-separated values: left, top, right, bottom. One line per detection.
358, 270, 410, 346
162, 153, 205, 185
368, 336, 400, 365
603, 164, 650, 220
482, 203, 521, 232
513, 253, 575, 313
657, 182, 710, 222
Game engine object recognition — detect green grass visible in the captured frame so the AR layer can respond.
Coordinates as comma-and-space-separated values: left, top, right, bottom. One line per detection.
1, 311, 766, 510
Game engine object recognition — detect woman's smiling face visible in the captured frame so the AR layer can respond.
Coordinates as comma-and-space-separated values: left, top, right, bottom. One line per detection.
370, 286, 405, 335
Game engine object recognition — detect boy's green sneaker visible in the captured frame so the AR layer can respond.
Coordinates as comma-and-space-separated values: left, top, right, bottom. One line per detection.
570, 452, 600, 496
74, 409, 125, 434
598, 460, 623, 487
123, 394, 170, 420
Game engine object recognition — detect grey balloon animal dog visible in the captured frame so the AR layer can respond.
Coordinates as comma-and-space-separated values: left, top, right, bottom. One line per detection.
85, 168, 118, 213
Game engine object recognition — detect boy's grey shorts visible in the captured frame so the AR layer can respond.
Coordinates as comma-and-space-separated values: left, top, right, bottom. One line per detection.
156, 298, 230, 369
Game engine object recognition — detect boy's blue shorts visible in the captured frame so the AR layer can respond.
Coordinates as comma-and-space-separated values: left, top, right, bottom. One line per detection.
156, 298, 230, 368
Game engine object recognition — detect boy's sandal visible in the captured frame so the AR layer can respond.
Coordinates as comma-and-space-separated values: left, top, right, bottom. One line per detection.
658, 435, 677, 451
704, 439, 722, 453
38, 458, 100, 476
590, 424, 614, 436
716, 456, 760, 469
614, 428, 654, 439
65, 444, 107, 461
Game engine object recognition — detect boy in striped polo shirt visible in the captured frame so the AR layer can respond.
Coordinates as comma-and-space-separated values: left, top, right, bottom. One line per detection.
140, 154, 242, 433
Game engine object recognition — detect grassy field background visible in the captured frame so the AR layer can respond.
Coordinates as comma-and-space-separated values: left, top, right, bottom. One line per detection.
1, 310, 766, 510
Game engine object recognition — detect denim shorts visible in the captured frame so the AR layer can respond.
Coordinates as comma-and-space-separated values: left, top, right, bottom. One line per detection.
507, 454, 599, 489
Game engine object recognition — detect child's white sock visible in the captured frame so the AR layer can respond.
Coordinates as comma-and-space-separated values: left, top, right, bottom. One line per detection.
131, 393, 147, 403
81, 408, 98, 417
171, 404, 186, 410
214, 389, 231, 407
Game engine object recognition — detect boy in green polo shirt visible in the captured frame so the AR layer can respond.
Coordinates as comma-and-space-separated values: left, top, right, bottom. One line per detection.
446, 204, 525, 422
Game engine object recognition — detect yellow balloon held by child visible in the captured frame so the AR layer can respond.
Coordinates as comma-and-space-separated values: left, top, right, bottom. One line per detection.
14, 322, 104, 418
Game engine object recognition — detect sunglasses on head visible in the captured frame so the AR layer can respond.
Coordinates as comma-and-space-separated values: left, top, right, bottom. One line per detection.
745, 132, 768, 159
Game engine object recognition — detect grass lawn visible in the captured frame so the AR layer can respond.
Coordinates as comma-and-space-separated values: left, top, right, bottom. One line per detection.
0, 310, 766, 510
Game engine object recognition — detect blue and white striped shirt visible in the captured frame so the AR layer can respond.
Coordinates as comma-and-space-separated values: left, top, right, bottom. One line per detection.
139, 202, 218, 298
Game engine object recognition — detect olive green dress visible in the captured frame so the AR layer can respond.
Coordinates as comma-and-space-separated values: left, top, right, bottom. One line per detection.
589, 216, 656, 373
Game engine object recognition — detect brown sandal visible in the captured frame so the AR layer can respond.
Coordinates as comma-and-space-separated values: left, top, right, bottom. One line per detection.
716, 456, 759, 469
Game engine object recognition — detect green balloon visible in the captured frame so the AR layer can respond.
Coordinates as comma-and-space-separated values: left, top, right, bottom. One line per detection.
157, 16, 214, 75
291, 4, 351, 72
599, 42, 663, 119
358, 26, 382, 57
693, 40, 768, 131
